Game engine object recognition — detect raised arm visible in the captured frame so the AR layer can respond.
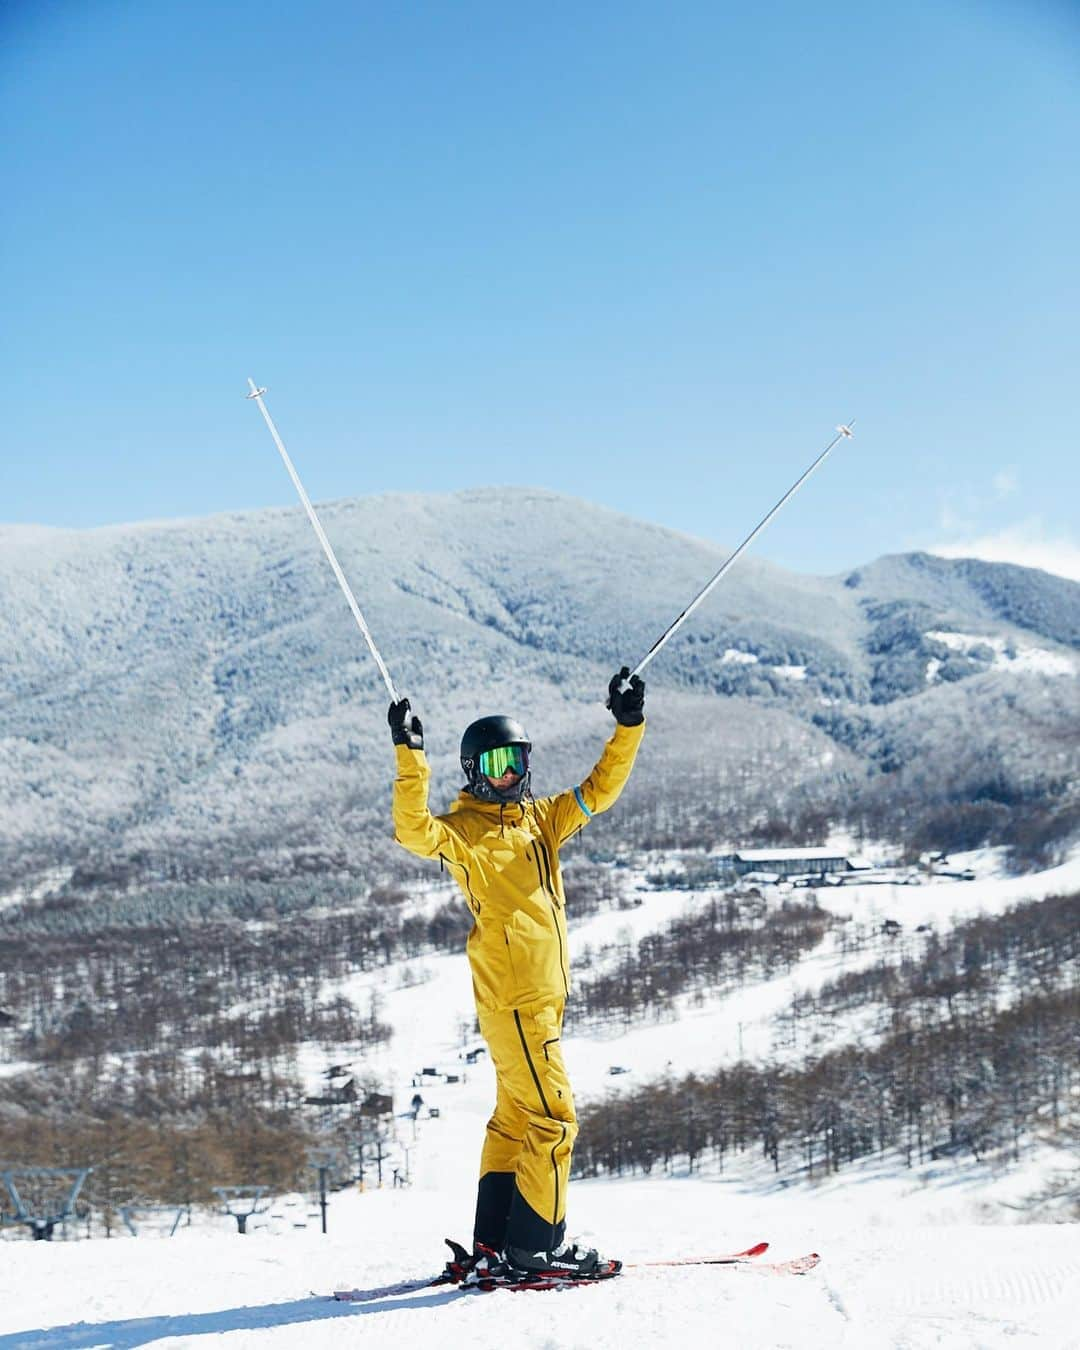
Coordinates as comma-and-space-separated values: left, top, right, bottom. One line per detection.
389, 699, 470, 865
540, 668, 646, 845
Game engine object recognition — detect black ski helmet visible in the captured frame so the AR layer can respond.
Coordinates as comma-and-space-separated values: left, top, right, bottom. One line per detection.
460, 715, 532, 804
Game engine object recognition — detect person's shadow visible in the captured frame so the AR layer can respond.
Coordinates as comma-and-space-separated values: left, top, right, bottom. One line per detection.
0, 1286, 464, 1349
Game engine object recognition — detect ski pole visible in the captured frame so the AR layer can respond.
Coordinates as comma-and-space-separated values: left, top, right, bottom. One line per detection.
246, 379, 401, 703
629, 422, 855, 680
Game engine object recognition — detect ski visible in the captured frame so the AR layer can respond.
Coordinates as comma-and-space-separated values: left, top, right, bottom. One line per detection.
468, 1249, 820, 1292
746, 1253, 821, 1276
331, 1238, 478, 1302
330, 1274, 451, 1302
331, 1239, 814, 1303
628, 1240, 769, 1267
631, 1244, 821, 1275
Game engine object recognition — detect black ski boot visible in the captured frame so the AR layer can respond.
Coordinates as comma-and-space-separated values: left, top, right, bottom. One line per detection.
505, 1238, 621, 1280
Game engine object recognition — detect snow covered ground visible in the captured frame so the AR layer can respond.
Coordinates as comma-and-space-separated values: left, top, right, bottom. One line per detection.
3, 1173, 1078, 1349
2, 852, 1078, 1349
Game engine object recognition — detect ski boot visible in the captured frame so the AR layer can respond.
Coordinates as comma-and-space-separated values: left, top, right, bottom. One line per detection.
504, 1237, 621, 1281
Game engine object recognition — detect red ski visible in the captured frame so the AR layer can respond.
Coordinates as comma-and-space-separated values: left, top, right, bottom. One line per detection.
331, 1240, 819, 1303
633, 1245, 821, 1276
479, 1247, 820, 1292
628, 1241, 769, 1268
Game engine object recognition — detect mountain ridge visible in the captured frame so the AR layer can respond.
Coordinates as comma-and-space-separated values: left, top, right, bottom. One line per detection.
1, 489, 1076, 910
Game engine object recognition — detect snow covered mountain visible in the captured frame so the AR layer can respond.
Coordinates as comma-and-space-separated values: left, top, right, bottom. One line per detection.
1, 489, 1077, 908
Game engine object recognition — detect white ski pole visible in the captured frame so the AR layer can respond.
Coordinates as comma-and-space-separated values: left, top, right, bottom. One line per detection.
629, 422, 855, 680
246, 379, 401, 703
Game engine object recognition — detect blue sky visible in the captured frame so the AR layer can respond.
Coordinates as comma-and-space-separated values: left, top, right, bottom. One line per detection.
2, 0, 1078, 578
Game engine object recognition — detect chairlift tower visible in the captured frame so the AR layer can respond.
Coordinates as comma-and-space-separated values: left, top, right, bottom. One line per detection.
1, 1167, 92, 1241
118, 1202, 191, 1238
212, 1185, 271, 1235
307, 1148, 340, 1235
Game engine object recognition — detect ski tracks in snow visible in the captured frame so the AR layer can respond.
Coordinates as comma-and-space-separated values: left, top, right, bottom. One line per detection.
819, 1228, 1080, 1350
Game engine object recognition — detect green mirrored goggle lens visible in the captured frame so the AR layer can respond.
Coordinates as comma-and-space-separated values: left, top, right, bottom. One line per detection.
479, 744, 527, 778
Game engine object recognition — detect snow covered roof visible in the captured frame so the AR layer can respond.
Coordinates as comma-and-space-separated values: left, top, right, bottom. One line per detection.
734, 848, 849, 862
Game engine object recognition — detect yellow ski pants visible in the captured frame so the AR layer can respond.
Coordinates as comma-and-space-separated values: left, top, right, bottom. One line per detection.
478, 1000, 577, 1248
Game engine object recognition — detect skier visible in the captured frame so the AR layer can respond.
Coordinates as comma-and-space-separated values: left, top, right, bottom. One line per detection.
389, 667, 645, 1281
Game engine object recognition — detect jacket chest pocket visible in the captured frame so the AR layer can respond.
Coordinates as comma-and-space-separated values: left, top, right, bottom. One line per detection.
503, 910, 562, 1002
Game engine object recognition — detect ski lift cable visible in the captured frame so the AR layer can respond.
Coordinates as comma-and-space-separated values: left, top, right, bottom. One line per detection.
246, 379, 401, 703
629, 422, 855, 681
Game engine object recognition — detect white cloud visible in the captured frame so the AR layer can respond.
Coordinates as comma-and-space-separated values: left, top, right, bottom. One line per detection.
992, 469, 1018, 500
930, 519, 1080, 583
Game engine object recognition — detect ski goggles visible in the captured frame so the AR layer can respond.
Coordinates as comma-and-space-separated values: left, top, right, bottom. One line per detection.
478, 744, 528, 778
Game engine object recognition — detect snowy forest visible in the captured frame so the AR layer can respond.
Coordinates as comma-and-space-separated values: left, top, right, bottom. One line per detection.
574, 893, 1079, 1183
2, 860, 1078, 1227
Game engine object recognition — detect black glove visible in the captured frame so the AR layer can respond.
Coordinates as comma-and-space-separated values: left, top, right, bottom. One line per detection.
606, 666, 645, 726
388, 698, 424, 750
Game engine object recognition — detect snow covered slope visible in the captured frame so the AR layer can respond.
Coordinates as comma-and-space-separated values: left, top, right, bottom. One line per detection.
3, 1186, 1078, 1349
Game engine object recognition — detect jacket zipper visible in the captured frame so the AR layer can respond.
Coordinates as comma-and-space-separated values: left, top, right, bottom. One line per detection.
530, 842, 569, 998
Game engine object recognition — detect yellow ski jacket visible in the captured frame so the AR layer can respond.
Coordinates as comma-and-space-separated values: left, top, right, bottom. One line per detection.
392, 721, 645, 1014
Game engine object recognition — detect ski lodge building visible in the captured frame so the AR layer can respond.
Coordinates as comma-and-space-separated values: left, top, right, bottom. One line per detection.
731, 848, 871, 879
